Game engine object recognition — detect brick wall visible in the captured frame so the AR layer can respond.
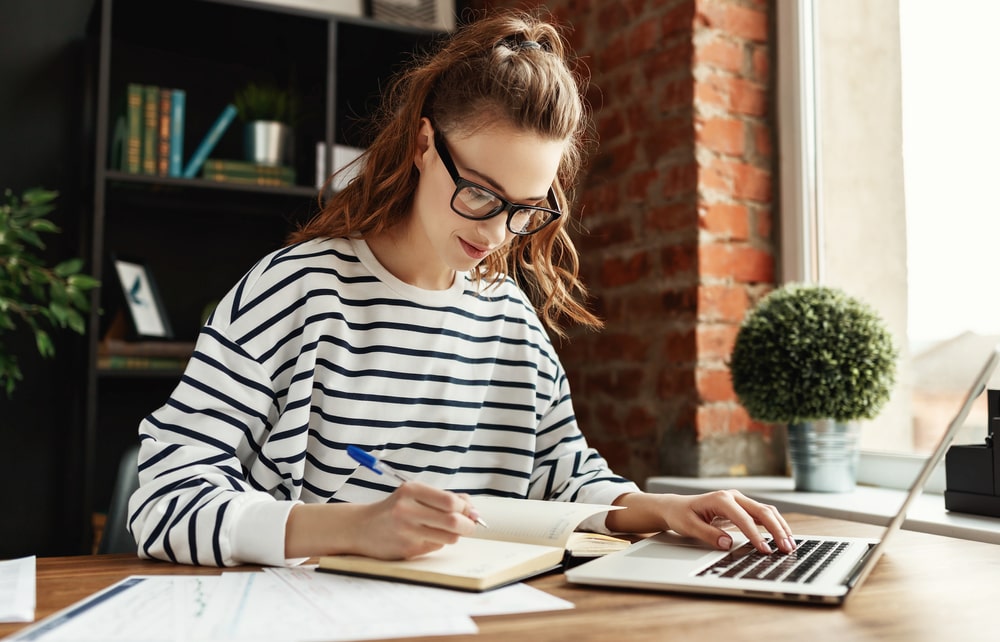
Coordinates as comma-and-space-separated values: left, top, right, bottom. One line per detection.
471, 0, 783, 482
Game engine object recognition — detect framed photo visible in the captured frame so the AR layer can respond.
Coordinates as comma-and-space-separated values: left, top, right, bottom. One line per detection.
111, 255, 174, 340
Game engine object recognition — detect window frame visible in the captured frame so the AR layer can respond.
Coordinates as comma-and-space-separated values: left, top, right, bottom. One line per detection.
777, 0, 929, 490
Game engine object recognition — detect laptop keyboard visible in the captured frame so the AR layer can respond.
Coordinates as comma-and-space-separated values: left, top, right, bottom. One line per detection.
696, 539, 850, 584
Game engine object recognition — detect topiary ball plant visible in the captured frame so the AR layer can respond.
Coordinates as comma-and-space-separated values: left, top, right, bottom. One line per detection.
729, 283, 898, 424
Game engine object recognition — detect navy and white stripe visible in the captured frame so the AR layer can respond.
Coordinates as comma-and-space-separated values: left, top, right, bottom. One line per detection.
128, 237, 638, 566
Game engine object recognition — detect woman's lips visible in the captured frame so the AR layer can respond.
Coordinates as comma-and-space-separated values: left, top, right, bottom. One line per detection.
459, 238, 490, 260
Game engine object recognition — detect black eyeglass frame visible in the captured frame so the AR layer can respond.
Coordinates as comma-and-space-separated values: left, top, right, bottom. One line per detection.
432, 130, 562, 236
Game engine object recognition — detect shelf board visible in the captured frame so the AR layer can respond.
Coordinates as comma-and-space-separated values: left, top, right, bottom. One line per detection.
105, 170, 318, 198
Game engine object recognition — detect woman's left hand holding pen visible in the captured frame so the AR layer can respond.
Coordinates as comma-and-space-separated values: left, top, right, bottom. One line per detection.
284, 481, 482, 560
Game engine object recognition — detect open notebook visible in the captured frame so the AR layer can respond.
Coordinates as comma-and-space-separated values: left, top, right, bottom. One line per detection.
567, 345, 1000, 605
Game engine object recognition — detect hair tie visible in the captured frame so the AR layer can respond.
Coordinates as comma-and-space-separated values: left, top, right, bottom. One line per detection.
496, 37, 546, 52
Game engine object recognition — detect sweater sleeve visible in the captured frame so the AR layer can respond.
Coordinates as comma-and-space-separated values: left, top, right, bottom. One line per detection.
527, 367, 641, 533
127, 323, 304, 567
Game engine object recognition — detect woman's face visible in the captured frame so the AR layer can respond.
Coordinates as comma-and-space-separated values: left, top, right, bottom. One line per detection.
409, 118, 566, 283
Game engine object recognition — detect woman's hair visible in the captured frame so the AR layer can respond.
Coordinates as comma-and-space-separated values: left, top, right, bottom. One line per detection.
288, 8, 601, 335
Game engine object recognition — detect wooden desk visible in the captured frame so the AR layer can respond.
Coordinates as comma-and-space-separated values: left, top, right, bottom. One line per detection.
2, 514, 996, 641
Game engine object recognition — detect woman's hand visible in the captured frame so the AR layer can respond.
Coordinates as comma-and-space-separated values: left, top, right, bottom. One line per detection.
285, 481, 480, 560
606, 490, 797, 554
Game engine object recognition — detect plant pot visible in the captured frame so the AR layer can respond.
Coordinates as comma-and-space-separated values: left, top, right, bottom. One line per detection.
787, 420, 861, 492
244, 120, 291, 167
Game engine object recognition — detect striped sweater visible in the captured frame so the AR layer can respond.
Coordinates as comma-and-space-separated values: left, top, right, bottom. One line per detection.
128, 237, 639, 566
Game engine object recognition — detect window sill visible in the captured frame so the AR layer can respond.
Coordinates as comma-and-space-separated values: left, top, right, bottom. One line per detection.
645, 476, 1000, 545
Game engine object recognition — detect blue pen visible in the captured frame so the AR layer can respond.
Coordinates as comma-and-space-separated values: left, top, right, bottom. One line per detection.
346, 445, 488, 528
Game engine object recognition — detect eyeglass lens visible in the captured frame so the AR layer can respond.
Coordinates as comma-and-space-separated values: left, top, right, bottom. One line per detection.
452, 185, 554, 234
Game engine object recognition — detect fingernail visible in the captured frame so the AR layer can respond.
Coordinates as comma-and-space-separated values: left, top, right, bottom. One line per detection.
782, 538, 796, 551
717, 535, 732, 550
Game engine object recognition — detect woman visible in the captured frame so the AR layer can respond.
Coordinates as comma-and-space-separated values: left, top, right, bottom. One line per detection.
128, 8, 795, 567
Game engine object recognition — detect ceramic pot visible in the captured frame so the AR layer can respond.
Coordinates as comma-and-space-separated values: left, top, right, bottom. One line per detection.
244, 120, 290, 166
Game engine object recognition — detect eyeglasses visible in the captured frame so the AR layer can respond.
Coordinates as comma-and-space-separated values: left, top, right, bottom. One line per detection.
433, 131, 561, 236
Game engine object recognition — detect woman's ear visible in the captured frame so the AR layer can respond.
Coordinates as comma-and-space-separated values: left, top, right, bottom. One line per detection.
413, 117, 434, 172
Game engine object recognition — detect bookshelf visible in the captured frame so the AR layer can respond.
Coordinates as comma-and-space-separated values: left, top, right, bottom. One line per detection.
81, 0, 444, 552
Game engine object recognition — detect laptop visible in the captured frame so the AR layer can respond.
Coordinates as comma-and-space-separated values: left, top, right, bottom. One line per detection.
566, 345, 1000, 605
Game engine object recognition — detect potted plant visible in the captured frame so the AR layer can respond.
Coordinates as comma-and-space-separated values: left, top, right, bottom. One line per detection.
0, 188, 99, 397
233, 81, 296, 167
729, 283, 898, 491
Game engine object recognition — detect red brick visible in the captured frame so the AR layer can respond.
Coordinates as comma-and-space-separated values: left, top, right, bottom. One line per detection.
698, 243, 774, 283
751, 44, 770, 81
644, 117, 694, 160
660, 365, 696, 397
593, 332, 653, 362
694, 78, 727, 110
732, 162, 772, 202
697, 284, 750, 322
647, 202, 697, 234
696, 117, 745, 156
601, 251, 652, 287
730, 77, 767, 116
627, 19, 661, 58
753, 121, 773, 158
697, 368, 736, 403
660, 78, 695, 112
695, 0, 769, 43
624, 406, 657, 439
696, 322, 740, 361
662, 162, 699, 199
699, 201, 749, 239
576, 219, 634, 251
643, 41, 694, 78
695, 35, 744, 73
626, 169, 659, 202
662, 1, 696, 36
664, 328, 697, 362
661, 244, 699, 279
597, 111, 627, 142
753, 205, 773, 240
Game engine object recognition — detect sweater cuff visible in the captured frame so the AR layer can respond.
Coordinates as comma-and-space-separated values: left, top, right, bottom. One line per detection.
577, 481, 642, 533
231, 497, 308, 567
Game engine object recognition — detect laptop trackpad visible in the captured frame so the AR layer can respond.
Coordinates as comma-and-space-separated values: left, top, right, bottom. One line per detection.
625, 531, 744, 562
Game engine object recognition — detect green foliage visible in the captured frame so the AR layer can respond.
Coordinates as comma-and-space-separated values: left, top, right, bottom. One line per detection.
729, 283, 898, 423
233, 82, 296, 124
0, 188, 100, 397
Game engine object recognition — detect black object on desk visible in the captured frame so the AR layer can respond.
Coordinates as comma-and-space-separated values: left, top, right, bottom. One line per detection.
944, 389, 1000, 518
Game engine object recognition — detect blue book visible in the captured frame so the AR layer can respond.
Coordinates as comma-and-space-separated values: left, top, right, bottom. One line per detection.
168, 89, 186, 177
182, 103, 238, 178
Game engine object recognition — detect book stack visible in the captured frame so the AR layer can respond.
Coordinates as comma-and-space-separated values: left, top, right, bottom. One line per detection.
97, 337, 195, 373
201, 159, 296, 187
112, 83, 187, 177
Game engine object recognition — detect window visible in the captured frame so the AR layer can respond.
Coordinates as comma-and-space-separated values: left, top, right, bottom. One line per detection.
778, 0, 1000, 466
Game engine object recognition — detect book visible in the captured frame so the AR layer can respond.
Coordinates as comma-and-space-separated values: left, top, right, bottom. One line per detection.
97, 354, 188, 371
168, 89, 186, 177
157, 88, 172, 175
141, 85, 159, 175
200, 159, 296, 186
317, 497, 625, 592
125, 83, 144, 173
183, 103, 238, 178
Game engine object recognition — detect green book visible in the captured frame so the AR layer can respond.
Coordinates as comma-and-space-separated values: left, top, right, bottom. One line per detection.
125, 83, 143, 173
141, 85, 159, 175
201, 159, 296, 186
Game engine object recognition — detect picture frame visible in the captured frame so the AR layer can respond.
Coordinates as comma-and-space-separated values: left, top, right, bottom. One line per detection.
111, 255, 174, 340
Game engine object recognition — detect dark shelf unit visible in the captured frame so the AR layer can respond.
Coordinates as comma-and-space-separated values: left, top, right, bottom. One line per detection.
80, 0, 442, 552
